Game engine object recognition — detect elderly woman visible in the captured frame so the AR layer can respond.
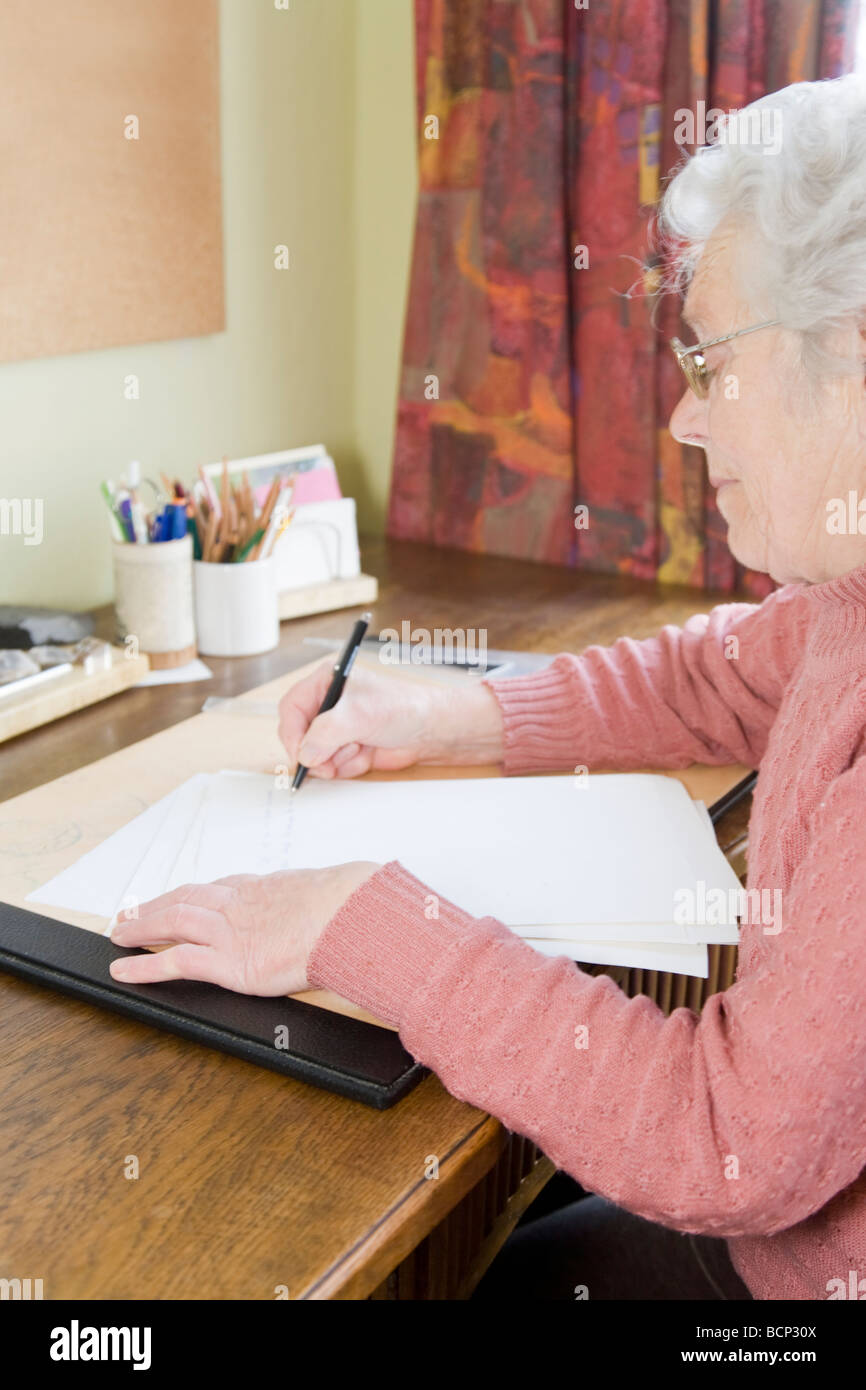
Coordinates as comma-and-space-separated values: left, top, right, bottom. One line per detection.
109, 74, 866, 1301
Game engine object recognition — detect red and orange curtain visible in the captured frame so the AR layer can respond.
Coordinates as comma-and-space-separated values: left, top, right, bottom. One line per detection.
388, 0, 859, 595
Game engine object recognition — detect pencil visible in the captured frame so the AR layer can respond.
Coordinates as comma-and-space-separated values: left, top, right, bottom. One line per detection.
191, 498, 208, 553
262, 506, 295, 559
234, 528, 266, 563
198, 464, 220, 518
203, 505, 218, 562
250, 478, 282, 560
220, 459, 231, 523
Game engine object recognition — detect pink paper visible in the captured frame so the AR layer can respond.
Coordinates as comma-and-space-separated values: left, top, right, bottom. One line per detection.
253, 468, 342, 508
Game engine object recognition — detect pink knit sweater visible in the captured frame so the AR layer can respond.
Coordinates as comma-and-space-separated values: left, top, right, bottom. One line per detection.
308, 565, 866, 1301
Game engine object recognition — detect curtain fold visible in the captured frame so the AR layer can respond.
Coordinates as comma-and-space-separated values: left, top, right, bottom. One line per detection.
389, 0, 859, 594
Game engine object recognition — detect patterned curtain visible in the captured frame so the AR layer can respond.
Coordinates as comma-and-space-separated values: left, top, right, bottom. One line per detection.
388, 0, 859, 595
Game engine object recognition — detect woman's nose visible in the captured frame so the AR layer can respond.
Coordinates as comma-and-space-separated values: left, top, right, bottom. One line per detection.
669, 387, 709, 447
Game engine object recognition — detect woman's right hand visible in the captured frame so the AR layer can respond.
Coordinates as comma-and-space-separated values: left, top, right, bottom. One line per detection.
277, 658, 506, 781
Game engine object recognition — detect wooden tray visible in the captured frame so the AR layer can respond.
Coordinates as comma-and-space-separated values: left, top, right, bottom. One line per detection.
278, 573, 378, 621
0, 649, 151, 743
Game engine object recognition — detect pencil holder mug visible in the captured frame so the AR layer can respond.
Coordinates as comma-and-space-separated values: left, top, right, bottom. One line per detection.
193, 557, 280, 658
112, 534, 196, 669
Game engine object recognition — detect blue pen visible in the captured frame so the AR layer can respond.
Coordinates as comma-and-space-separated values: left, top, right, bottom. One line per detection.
150, 501, 186, 542
117, 497, 137, 543
170, 502, 188, 540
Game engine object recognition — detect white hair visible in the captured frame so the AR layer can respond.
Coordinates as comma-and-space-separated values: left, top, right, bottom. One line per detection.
654, 74, 866, 388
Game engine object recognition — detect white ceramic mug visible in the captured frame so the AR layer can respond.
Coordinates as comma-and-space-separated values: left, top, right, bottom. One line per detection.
193, 558, 279, 657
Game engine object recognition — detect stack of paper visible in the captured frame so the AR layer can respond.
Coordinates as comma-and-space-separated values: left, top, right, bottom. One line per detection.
29, 772, 742, 979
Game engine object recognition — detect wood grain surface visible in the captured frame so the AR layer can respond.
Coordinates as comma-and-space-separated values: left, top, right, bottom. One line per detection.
0, 536, 754, 1299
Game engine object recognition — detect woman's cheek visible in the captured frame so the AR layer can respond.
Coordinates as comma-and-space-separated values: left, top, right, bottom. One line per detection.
717, 484, 764, 567
715, 480, 745, 521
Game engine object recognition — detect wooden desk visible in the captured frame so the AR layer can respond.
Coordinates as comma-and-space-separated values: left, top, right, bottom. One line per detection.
0, 538, 753, 1300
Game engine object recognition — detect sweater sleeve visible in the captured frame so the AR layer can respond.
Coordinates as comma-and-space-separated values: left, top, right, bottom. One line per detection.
308, 755, 866, 1238
483, 584, 812, 775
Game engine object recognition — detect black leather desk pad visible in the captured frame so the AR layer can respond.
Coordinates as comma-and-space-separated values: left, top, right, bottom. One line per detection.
0, 899, 425, 1109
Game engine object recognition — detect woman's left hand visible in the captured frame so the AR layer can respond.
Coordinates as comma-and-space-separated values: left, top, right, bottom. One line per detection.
108, 862, 382, 996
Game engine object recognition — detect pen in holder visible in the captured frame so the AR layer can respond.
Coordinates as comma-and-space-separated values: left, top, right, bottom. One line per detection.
193, 557, 279, 657
112, 534, 196, 668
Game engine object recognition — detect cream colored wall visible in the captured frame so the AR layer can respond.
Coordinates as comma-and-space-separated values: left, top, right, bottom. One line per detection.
349, 0, 418, 532
0, 0, 417, 610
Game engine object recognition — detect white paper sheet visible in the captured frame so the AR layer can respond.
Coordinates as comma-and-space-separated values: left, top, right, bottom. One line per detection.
28, 786, 185, 919
529, 937, 709, 976
28, 770, 740, 975
519, 917, 736, 945
280, 774, 742, 932
183, 771, 296, 883
136, 659, 213, 686
118, 775, 210, 918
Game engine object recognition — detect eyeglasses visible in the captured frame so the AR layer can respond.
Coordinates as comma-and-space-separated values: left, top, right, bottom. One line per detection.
670, 319, 780, 399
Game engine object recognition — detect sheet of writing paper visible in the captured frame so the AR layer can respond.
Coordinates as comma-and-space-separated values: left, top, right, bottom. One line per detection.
279, 773, 742, 930
26, 782, 196, 919
113, 775, 210, 924
28, 770, 740, 975
530, 937, 709, 977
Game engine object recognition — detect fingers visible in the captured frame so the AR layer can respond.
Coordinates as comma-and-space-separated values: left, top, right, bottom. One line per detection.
294, 743, 373, 782
332, 746, 375, 780
331, 742, 362, 769
292, 744, 359, 782
298, 704, 365, 769
111, 903, 227, 949
295, 756, 338, 780
117, 882, 230, 924
109, 942, 231, 988
277, 660, 334, 762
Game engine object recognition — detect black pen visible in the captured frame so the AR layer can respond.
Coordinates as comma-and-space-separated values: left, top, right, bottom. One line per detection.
291, 612, 372, 794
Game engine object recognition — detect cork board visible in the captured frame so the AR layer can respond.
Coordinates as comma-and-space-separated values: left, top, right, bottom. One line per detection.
0, 0, 224, 364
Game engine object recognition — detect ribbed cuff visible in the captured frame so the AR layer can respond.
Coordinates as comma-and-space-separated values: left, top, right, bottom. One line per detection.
483, 654, 586, 774
307, 860, 501, 1028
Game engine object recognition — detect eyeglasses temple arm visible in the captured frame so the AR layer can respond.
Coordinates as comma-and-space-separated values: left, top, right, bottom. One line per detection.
678, 318, 781, 358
